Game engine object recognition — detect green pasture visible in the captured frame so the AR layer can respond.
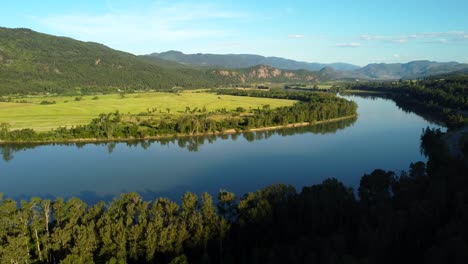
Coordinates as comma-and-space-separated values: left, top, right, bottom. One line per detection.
0, 91, 296, 131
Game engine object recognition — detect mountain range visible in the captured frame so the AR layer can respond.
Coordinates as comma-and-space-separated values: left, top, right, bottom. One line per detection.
1, 26, 468, 95
147, 50, 360, 71
149, 51, 468, 81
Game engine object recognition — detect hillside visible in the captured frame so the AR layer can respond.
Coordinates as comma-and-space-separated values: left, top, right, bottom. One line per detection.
211, 65, 324, 83
147, 50, 360, 71
149, 51, 468, 81
356, 60, 468, 80
0, 27, 330, 95
0, 27, 224, 95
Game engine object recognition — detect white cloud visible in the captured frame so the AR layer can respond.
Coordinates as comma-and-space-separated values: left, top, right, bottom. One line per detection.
361, 31, 468, 44
288, 34, 305, 39
393, 54, 400, 58
391, 38, 408, 43
37, 2, 246, 53
335, 42, 362, 48
360, 35, 388, 41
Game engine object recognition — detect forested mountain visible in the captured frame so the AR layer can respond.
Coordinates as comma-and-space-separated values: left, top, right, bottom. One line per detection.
210, 65, 324, 83
0, 27, 228, 94
356, 60, 468, 80
147, 50, 360, 71
148, 51, 468, 80
0, 27, 328, 95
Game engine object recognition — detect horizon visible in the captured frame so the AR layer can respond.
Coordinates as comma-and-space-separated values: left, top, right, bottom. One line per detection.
2, 0, 468, 65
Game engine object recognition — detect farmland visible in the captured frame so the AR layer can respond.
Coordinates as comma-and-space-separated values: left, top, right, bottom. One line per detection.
0, 91, 297, 131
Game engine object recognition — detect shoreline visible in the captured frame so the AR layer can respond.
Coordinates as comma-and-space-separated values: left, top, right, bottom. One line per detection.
0, 115, 356, 145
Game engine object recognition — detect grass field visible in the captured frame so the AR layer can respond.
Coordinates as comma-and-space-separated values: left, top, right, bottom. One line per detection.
0, 91, 297, 131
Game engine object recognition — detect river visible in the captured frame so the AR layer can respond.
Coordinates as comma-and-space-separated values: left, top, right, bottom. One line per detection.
0, 95, 445, 203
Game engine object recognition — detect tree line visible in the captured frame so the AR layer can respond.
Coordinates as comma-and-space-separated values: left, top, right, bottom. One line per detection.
1, 127, 467, 263
0, 91, 357, 143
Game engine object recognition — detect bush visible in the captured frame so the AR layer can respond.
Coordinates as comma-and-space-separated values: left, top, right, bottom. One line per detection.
40, 100, 56, 105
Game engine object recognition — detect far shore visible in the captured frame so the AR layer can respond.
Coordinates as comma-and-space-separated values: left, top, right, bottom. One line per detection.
0, 115, 357, 145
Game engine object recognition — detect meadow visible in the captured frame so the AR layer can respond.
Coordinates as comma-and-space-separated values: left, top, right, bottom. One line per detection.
0, 91, 296, 131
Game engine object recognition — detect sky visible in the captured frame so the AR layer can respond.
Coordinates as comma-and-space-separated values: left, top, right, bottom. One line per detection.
2, 0, 468, 66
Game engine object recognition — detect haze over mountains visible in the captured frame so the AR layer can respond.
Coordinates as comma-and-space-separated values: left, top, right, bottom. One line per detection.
1, 26, 468, 95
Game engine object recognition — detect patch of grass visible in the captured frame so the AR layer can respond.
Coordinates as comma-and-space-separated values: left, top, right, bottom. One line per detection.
0, 91, 297, 131
317, 84, 333, 89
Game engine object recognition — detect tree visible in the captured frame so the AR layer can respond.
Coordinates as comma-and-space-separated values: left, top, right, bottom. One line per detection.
0, 122, 10, 139
358, 169, 396, 208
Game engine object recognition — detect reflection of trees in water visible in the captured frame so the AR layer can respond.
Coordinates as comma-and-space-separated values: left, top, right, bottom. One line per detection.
1, 143, 45, 162
0, 117, 356, 161
344, 94, 446, 126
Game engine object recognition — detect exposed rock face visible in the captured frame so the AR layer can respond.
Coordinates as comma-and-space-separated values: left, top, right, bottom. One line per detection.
213, 65, 316, 83
249, 66, 282, 78
218, 70, 231, 76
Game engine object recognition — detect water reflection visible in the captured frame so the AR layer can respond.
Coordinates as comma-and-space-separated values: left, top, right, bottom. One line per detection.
0, 116, 357, 161
342, 93, 446, 126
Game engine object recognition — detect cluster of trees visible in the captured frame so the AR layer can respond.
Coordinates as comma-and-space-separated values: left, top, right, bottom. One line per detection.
0, 91, 357, 143
348, 76, 467, 128
1, 127, 467, 263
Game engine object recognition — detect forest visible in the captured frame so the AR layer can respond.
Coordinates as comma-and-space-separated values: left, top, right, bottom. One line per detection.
0, 91, 357, 143
1, 127, 467, 264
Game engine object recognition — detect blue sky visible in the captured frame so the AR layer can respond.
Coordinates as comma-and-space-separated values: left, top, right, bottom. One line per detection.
2, 0, 468, 65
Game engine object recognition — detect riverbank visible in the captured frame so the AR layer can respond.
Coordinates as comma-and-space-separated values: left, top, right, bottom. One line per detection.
247, 115, 356, 132
0, 115, 357, 145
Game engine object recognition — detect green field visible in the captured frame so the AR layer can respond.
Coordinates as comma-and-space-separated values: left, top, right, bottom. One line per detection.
0, 91, 297, 131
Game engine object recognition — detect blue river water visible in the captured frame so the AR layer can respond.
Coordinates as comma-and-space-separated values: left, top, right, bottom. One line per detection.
0, 95, 445, 203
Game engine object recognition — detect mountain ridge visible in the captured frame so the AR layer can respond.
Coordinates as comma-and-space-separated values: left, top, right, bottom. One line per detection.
356, 60, 468, 80
148, 51, 468, 80
147, 50, 361, 71
0, 27, 326, 94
